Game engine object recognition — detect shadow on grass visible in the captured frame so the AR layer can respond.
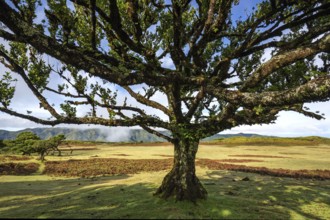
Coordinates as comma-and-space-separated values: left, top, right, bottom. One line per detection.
204, 170, 330, 220
0, 171, 329, 219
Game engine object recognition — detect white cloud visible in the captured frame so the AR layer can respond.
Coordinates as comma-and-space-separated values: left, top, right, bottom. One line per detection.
160, 54, 175, 70
98, 127, 132, 142
221, 102, 330, 137
0, 114, 51, 131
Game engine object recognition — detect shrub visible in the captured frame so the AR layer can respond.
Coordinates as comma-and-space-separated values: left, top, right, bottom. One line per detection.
0, 162, 39, 175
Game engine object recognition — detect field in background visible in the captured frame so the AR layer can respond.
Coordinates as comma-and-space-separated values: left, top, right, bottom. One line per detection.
0, 136, 329, 219
51, 137, 330, 170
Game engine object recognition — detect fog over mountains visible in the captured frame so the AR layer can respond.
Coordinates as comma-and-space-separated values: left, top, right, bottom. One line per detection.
0, 127, 265, 142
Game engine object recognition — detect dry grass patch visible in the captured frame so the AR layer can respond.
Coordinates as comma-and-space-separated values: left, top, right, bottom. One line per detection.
210, 136, 330, 146
153, 154, 173, 158
306, 146, 330, 149
229, 154, 290, 158
216, 159, 264, 163
197, 159, 330, 180
43, 157, 330, 180
112, 142, 172, 147
0, 155, 32, 161
0, 162, 39, 175
63, 141, 103, 146
112, 154, 130, 156
59, 147, 98, 151
278, 152, 306, 155
44, 158, 173, 177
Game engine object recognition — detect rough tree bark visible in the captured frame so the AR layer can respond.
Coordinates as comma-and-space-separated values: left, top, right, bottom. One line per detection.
155, 135, 207, 201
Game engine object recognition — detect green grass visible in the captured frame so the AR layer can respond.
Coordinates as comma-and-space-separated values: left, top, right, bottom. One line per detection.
1, 170, 329, 219
0, 137, 330, 219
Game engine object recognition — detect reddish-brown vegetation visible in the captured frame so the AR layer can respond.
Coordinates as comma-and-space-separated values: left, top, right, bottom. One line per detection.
229, 154, 290, 158
197, 159, 330, 180
153, 154, 173, 158
44, 158, 173, 177
111, 142, 172, 147
43, 157, 330, 180
0, 162, 39, 175
216, 159, 264, 163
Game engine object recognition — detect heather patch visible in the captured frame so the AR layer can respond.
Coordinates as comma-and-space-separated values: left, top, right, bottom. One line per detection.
44, 158, 172, 177
0, 162, 39, 175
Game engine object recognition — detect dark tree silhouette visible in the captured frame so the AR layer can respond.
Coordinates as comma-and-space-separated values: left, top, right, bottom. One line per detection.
8, 132, 65, 161
0, 0, 330, 201
32, 134, 65, 161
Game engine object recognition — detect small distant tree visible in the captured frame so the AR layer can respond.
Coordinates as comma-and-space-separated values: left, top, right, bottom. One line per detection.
9, 132, 65, 161
13, 131, 40, 155
0, 1, 330, 201
46, 134, 66, 156
31, 139, 50, 161
31, 134, 66, 161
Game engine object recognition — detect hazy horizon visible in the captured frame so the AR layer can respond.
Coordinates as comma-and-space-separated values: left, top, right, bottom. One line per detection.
1, 124, 329, 139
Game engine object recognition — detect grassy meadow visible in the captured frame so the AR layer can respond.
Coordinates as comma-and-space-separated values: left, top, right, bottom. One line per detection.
0, 136, 330, 219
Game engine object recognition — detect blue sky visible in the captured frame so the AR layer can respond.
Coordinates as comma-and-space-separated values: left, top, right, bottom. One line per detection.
0, 1, 329, 138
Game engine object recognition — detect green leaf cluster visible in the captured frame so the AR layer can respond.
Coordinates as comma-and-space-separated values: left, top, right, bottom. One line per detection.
0, 72, 17, 108
28, 58, 51, 92
60, 102, 76, 118
10, 131, 40, 155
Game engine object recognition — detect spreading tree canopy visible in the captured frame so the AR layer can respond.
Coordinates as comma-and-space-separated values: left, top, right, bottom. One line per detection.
0, 0, 330, 201
9, 132, 65, 161
12, 131, 40, 155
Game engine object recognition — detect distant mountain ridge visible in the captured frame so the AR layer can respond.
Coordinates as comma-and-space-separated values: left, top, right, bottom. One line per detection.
0, 127, 266, 142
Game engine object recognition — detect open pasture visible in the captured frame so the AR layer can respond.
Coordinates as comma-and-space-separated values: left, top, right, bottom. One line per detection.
0, 139, 329, 219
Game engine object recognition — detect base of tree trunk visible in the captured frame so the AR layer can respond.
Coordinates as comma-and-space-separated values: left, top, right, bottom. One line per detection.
154, 168, 207, 202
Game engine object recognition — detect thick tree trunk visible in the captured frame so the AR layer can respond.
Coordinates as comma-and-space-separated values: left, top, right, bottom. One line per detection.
154, 138, 207, 202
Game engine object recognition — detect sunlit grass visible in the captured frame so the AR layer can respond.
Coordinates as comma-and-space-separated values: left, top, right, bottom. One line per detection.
0, 168, 329, 219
